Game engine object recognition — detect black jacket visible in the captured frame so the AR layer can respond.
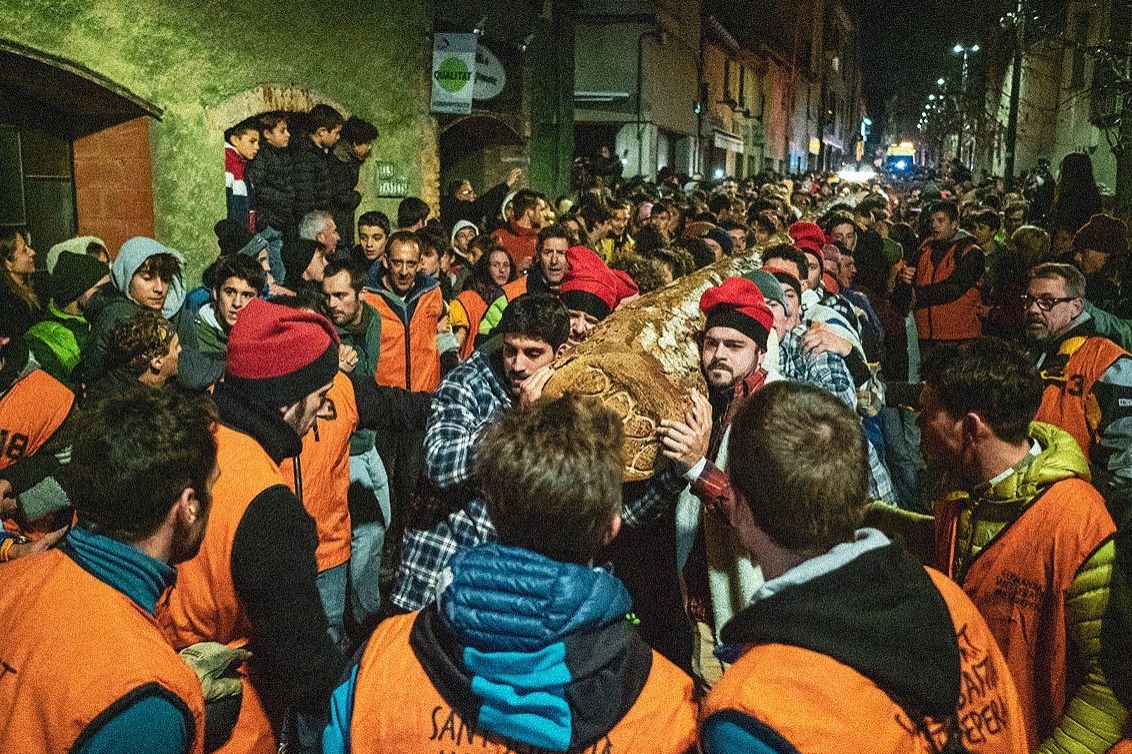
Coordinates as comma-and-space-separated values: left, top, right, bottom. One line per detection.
248, 142, 295, 234
439, 181, 511, 234
290, 135, 335, 228
327, 144, 364, 247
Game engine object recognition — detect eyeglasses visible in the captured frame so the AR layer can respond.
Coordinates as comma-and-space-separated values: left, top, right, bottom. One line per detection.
1019, 294, 1078, 312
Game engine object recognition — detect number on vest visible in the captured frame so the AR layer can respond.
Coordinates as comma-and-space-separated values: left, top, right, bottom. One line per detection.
0, 430, 29, 460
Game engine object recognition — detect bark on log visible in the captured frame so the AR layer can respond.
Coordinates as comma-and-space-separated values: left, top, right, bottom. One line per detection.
543, 250, 763, 481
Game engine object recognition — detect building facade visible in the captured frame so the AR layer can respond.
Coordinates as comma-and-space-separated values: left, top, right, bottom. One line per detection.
0, 0, 437, 277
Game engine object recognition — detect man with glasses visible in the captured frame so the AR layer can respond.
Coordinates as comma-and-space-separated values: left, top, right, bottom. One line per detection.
1024, 262, 1132, 488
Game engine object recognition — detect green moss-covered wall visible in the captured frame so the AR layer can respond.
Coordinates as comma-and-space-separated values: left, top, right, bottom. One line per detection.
1, 0, 436, 278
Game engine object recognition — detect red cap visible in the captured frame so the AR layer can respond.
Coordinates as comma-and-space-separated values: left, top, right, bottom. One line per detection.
699, 277, 774, 350
789, 221, 827, 256
226, 298, 340, 407
762, 264, 803, 301
559, 245, 638, 321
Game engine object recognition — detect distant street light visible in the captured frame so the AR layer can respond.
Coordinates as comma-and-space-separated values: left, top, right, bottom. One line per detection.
952, 43, 980, 167
937, 77, 946, 86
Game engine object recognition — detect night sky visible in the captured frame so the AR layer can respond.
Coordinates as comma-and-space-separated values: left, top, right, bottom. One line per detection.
849, 0, 1011, 135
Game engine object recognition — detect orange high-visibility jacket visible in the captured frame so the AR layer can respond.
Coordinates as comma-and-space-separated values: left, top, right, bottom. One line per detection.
0, 549, 206, 754
347, 612, 698, 754
702, 568, 1027, 754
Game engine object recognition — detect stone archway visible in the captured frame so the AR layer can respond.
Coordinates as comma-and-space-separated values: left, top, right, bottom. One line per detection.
438, 113, 525, 201
205, 84, 350, 133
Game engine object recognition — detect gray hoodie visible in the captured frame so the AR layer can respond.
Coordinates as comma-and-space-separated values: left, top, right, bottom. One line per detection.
78, 237, 187, 385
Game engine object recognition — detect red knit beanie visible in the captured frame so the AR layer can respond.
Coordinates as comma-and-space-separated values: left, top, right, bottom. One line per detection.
699, 277, 774, 350
789, 221, 827, 256
225, 298, 340, 407
559, 245, 639, 321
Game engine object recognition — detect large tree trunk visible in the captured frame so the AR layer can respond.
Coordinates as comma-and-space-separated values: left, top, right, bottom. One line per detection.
544, 251, 763, 481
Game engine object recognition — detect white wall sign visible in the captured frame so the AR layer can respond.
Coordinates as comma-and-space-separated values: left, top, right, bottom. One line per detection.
432, 33, 478, 114
473, 44, 506, 101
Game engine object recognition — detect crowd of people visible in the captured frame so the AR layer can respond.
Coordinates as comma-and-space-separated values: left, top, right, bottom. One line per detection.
3, 100, 1132, 753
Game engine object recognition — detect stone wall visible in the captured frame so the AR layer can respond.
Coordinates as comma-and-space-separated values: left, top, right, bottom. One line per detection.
0, 0, 436, 279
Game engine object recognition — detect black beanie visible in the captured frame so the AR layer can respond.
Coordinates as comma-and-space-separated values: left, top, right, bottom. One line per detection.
282, 239, 320, 288
214, 219, 254, 257
52, 251, 109, 308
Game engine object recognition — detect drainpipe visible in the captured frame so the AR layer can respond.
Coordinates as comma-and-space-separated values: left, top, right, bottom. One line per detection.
637, 27, 660, 178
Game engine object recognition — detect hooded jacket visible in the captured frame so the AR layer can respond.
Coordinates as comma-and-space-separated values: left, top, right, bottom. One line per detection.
78, 238, 186, 383
702, 530, 1027, 754
325, 543, 697, 754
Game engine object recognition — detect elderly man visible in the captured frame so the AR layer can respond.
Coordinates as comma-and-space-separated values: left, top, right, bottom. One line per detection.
299, 210, 342, 258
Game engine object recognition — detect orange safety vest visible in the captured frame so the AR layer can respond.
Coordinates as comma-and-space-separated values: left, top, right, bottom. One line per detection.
454, 290, 490, 361
0, 368, 73, 470
933, 478, 1115, 749
0, 549, 206, 754
913, 237, 983, 342
501, 275, 528, 302
158, 423, 289, 754
362, 286, 444, 391
1035, 335, 1127, 462
281, 371, 357, 572
701, 568, 1028, 754
348, 612, 698, 754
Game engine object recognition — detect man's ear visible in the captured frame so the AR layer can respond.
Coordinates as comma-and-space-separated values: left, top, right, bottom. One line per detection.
174, 486, 200, 528
961, 412, 983, 443
599, 514, 622, 548
279, 399, 301, 423
148, 355, 164, 375
554, 342, 570, 359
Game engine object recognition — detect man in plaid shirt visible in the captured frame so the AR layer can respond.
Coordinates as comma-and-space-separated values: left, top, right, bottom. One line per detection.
392, 293, 684, 611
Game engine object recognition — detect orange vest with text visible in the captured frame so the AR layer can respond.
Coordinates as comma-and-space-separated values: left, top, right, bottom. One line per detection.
701, 568, 1027, 754
933, 478, 1115, 748
281, 371, 357, 572
0, 549, 206, 754
362, 286, 444, 391
158, 423, 289, 754
913, 237, 983, 342
0, 368, 73, 470
1035, 335, 1127, 462
454, 290, 490, 361
348, 612, 698, 754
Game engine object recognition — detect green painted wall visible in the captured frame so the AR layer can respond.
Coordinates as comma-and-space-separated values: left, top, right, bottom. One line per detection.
0, 0, 436, 279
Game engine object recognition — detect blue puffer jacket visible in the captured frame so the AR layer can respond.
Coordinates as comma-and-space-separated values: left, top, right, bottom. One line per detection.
440, 543, 631, 651
323, 543, 657, 754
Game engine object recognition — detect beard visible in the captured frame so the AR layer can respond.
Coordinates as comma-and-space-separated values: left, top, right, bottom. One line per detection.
1025, 318, 1051, 343
704, 360, 738, 390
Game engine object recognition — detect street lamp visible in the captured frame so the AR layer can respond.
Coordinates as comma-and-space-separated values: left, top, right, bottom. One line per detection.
937, 77, 946, 87
952, 43, 980, 168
